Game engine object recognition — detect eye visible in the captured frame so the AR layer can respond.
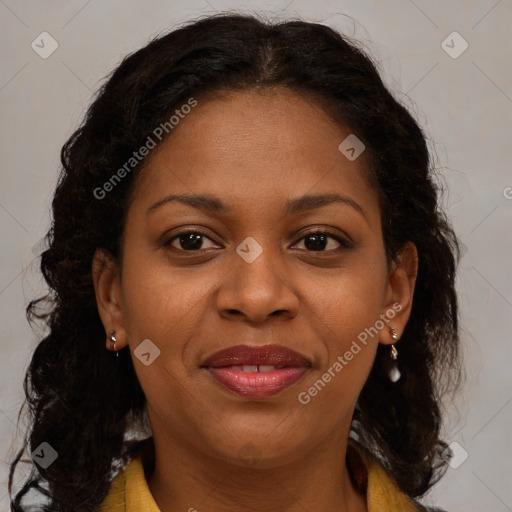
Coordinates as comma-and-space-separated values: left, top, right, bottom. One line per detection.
164, 229, 219, 251
163, 228, 352, 253
293, 229, 352, 252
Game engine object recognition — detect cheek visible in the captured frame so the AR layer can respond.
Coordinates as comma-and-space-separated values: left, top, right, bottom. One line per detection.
120, 247, 217, 343
297, 260, 386, 397
296, 280, 381, 421
304, 260, 388, 344
119, 255, 213, 412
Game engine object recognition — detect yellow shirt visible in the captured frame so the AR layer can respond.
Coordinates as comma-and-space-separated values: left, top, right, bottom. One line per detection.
98, 449, 419, 512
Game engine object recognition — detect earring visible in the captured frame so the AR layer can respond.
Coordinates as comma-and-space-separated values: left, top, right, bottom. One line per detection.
388, 328, 400, 382
109, 331, 119, 358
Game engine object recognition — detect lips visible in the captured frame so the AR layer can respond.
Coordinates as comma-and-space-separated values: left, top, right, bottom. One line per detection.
202, 344, 311, 398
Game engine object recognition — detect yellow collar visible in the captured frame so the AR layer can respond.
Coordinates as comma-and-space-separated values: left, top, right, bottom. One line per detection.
98, 450, 418, 512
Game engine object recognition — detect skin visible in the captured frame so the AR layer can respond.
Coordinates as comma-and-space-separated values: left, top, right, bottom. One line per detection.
92, 87, 418, 512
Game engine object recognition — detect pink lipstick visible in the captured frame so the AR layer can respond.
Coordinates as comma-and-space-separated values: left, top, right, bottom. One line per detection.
202, 344, 311, 399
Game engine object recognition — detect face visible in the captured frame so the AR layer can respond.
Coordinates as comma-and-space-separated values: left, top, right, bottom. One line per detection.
94, 87, 416, 469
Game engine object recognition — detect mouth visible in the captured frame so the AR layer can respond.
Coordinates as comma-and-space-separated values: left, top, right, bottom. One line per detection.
201, 344, 312, 399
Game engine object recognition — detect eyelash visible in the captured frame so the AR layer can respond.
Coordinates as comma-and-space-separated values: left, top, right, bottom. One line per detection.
163, 228, 353, 253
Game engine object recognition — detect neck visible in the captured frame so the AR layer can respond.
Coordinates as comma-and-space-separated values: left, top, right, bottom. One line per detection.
145, 428, 367, 512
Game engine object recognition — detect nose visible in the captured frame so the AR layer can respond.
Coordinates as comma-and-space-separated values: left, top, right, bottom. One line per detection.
215, 245, 299, 325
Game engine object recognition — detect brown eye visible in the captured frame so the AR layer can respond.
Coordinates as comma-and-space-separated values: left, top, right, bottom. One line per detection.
164, 230, 218, 251
294, 230, 352, 252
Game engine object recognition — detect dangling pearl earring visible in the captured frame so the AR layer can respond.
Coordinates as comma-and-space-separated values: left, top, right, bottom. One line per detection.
388, 327, 400, 382
109, 331, 119, 358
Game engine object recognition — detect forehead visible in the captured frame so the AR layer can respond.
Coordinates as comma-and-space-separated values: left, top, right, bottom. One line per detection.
130, 88, 379, 220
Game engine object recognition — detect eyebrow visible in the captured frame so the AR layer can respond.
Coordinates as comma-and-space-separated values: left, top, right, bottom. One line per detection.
146, 192, 367, 220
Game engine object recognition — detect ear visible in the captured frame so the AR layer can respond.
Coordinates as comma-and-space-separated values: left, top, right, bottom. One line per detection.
91, 248, 126, 352
379, 241, 418, 345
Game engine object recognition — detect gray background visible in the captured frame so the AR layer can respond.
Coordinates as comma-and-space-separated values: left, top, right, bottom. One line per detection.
1, 1, 511, 511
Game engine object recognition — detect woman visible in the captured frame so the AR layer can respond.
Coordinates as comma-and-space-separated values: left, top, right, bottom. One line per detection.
9, 12, 461, 512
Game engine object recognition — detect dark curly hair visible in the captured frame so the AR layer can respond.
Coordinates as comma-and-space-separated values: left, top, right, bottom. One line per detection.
9, 12, 461, 511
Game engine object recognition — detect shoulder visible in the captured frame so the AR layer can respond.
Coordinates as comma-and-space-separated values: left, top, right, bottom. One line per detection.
96, 438, 156, 512
348, 443, 446, 512
96, 451, 161, 512
96, 463, 128, 512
